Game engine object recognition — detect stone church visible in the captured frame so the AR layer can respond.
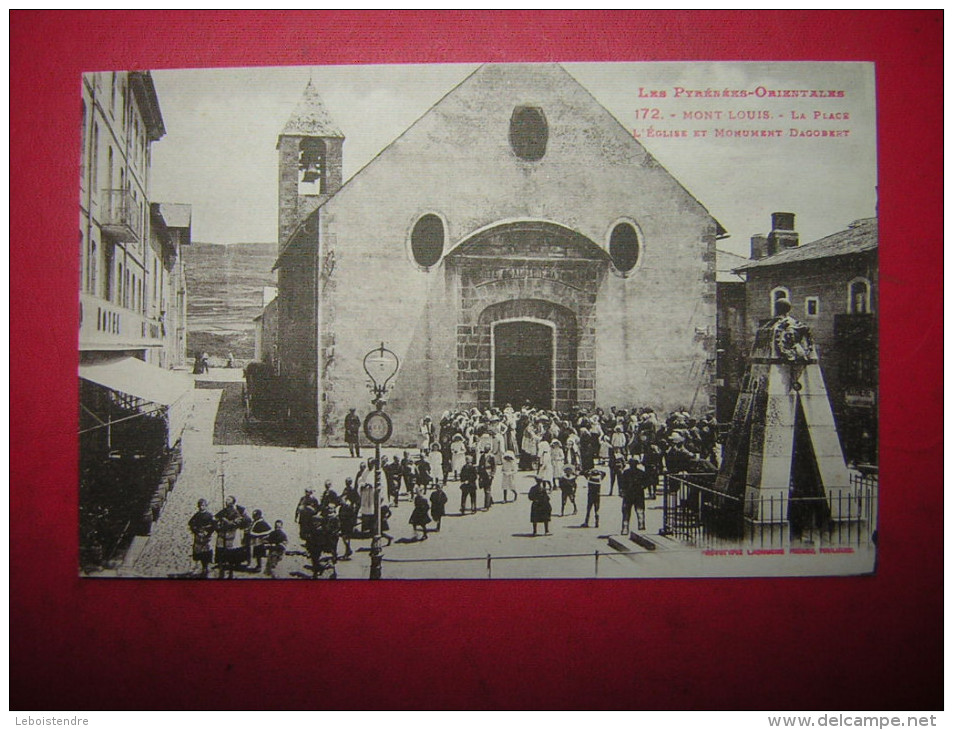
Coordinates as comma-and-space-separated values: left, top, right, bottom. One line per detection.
269, 64, 724, 445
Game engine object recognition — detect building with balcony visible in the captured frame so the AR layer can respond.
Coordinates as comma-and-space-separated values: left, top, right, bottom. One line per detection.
80, 71, 173, 363
732, 214, 878, 465
78, 71, 194, 568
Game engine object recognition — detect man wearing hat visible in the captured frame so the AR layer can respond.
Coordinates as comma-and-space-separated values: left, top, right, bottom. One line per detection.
295, 488, 320, 544
459, 455, 478, 514
319, 479, 341, 510
665, 432, 693, 475
344, 407, 361, 458
619, 457, 648, 533
478, 444, 496, 511
582, 467, 605, 528
188, 499, 215, 578
633, 431, 663, 499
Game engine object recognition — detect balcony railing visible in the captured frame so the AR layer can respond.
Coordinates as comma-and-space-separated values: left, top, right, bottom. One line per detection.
100, 189, 141, 243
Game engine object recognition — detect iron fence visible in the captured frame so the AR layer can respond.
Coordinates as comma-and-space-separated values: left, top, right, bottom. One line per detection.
661, 471, 878, 549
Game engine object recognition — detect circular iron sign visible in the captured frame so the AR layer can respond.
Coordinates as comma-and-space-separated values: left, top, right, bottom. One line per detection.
363, 410, 393, 444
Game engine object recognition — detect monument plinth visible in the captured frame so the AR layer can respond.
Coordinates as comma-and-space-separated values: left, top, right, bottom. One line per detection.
714, 301, 853, 537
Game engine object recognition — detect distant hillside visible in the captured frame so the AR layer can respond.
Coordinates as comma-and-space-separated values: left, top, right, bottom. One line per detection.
183, 242, 277, 359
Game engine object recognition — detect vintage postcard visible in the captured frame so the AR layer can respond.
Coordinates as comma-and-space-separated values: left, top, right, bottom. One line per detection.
78, 62, 878, 579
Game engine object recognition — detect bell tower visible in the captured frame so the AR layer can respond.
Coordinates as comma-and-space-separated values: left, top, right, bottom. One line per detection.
277, 80, 344, 245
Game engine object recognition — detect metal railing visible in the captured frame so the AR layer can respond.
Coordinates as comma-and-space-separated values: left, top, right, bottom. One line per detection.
660, 472, 737, 546
381, 550, 605, 578
662, 472, 878, 548
100, 188, 141, 242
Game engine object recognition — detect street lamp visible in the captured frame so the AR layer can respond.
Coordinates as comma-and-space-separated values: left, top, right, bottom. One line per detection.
364, 343, 399, 406
362, 343, 399, 580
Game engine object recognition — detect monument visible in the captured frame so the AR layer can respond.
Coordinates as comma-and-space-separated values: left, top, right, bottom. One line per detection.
713, 299, 856, 542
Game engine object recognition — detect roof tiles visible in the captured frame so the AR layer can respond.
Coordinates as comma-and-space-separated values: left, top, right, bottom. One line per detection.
281, 80, 344, 138
735, 217, 877, 271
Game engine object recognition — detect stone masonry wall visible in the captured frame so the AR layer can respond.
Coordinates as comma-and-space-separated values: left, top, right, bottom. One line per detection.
311, 64, 721, 444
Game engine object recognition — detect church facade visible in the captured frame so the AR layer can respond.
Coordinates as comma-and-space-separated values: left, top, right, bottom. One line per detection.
271, 64, 724, 445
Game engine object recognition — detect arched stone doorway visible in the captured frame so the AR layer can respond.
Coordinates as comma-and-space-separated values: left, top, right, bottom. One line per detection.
446, 221, 609, 412
493, 319, 554, 409
477, 298, 578, 411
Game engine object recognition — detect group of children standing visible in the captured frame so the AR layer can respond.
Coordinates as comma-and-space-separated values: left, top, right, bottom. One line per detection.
187, 496, 287, 579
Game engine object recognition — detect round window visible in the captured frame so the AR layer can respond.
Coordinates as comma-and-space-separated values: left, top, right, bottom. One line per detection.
410, 214, 445, 268
509, 106, 548, 161
609, 222, 640, 273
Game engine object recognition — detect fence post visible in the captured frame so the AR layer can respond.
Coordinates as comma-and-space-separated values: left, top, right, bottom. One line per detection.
847, 492, 853, 545
486, 553, 492, 579
821, 492, 837, 543
838, 491, 844, 544
660, 473, 670, 535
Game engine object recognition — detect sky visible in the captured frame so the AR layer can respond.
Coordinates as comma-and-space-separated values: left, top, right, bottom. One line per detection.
149, 62, 877, 256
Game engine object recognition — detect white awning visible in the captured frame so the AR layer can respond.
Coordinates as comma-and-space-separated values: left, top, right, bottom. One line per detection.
79, 356, 193, 406
80, 356, 194, 446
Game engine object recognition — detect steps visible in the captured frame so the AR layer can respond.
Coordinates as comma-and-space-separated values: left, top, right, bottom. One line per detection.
606, 531, 682, 556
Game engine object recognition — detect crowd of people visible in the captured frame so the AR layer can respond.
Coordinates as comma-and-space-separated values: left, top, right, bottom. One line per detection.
186, 403, 722, 578
410, 403, 722, 536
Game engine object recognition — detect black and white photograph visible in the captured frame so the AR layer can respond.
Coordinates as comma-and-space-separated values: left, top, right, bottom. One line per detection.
77, 61, 879, 580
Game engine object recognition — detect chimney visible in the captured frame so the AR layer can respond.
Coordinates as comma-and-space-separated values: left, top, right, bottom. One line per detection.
768, 212, 798, 253
750, 234, 768, 260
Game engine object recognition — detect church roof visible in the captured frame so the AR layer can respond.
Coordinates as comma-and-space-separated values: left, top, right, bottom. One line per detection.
276, 63, 728, 269
280, 80, 344, 138
716, 249, 749, 283
735, 217, 878, 271
330, 64, 723, 232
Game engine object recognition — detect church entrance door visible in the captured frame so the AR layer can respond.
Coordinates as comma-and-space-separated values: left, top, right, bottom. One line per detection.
493, 320, 553, 409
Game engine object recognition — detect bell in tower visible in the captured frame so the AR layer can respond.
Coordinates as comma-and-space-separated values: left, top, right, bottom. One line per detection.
299, 138, 326, 188
277, 79, 345, 246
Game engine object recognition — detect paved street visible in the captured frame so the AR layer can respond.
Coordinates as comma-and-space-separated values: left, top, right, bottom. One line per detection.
128, 369, 667, 579
128, 370, 875, 580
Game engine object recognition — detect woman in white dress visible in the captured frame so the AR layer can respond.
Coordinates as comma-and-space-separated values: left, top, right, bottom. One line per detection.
427, 446, 444, 487
550, 439, 565, 481
504, 410, 518, 453
536, 439, 553, 489
610, 425, 628, 459
591, 420, 608, 464
450, 433, 467, 480
521, 420, 540, 472
565, 428, 580, 469
491, 423, 506, 464
419, 416, 434, 452
464, 425, 477, 462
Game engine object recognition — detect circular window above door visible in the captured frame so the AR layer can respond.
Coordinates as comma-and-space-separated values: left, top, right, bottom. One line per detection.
509, 106, 548, 161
